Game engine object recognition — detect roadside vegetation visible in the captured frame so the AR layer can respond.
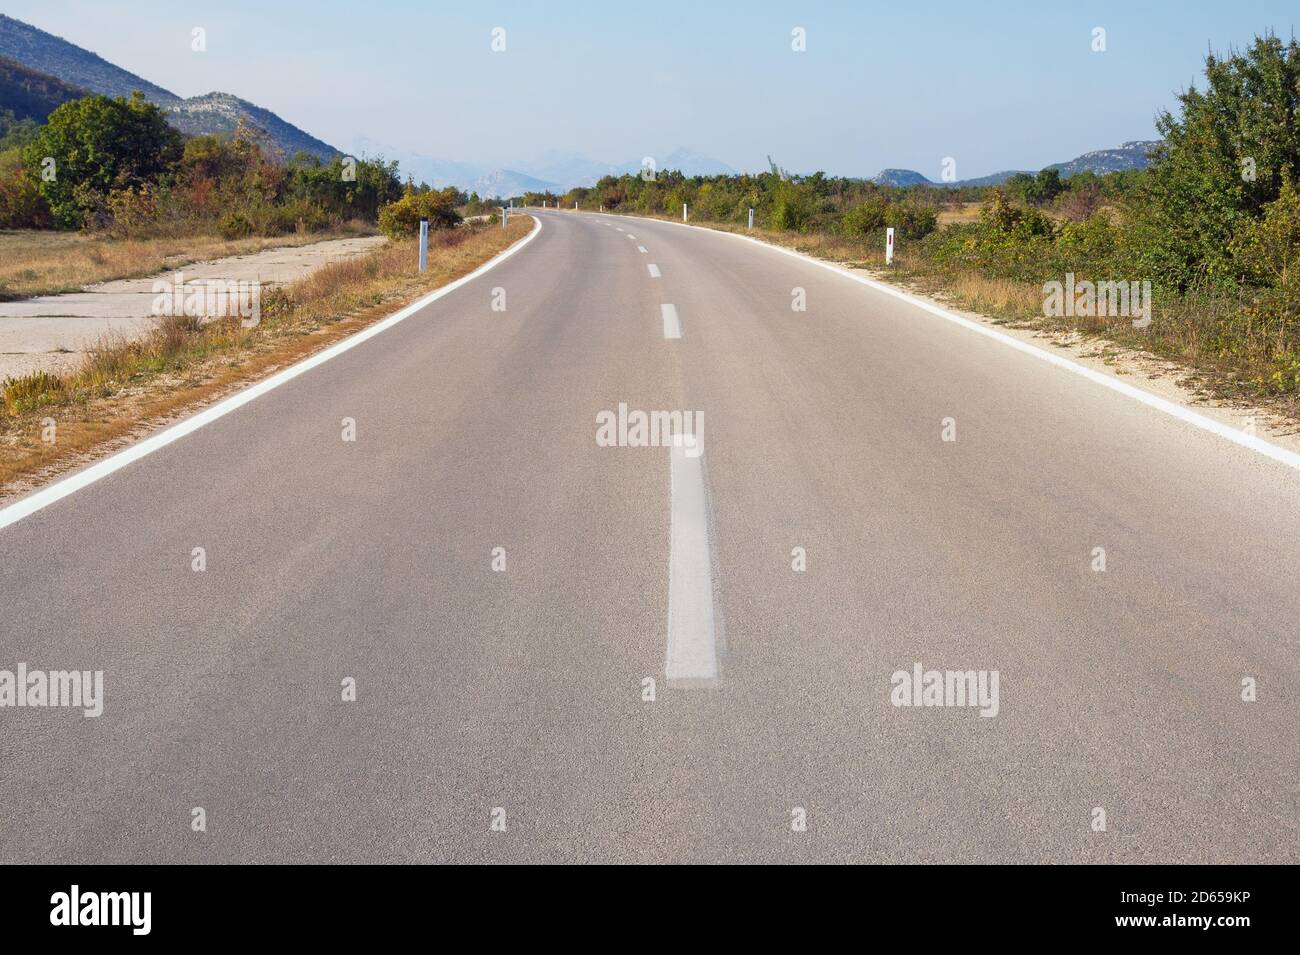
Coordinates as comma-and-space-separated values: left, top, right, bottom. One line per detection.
0, 215, 532, 489
0, 85, 529, 489
1, 91, 403, 236
554, 34, 1300, 412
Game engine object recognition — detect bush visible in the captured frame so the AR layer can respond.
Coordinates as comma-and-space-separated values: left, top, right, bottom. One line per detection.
0, 146, 50, 228
105, 184, 162, 237
885, 199, 938, 240
1230, 179, 1300, 330
378, 187, 462, 238
980, 191, 1055, 239
218, 209, 254, 240
838, 195, 889, 236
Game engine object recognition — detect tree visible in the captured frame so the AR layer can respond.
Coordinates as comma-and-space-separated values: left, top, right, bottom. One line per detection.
1133, 34, 1300, 288
24, 92, 183, 228
1005, 169, 1066, 206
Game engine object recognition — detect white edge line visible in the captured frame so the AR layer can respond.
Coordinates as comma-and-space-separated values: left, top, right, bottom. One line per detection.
0, 215, 545, 532
618, 212, 1300, 474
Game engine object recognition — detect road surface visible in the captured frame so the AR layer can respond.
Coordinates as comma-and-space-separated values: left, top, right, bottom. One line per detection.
1, 210, 1296, 863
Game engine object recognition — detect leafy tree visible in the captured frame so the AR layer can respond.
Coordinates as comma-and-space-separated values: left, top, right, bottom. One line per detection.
1133, 33, 1300, 288
1005, 169, 1066, 206
24, 91, 182, 228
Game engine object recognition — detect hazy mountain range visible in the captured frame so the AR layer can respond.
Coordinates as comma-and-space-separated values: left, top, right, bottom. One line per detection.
0, 13, 1157, 197
351, 141, 740, 196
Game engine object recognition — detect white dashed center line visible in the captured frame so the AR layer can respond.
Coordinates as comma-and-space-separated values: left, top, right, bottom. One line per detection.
637, 245, 648, 253
661, 304, 682, 339
647, 264, 661, 278
666, 434, 718, 687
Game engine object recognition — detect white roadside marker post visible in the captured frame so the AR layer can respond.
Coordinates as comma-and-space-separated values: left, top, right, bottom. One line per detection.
748, 208, 754, 229
574, 201, 578, 210
683, 202, 688, 222
501, 207, 507, 228
885, 227, 895, 266
418, 217, 428, 272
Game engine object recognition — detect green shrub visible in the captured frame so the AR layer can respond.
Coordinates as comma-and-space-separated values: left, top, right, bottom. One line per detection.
885, 199, 938, 240
218, 209, 254, 239
378, 187, 462, 238
838, 196, 889, 236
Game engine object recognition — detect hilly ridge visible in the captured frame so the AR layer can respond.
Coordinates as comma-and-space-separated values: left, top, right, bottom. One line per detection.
0, 54, 87, 124
0, 13, 339, 161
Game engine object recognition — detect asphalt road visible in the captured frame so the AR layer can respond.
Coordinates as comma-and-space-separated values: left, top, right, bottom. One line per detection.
1, 210, 1296, 863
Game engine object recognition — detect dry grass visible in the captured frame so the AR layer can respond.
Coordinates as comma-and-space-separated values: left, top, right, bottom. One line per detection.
922, 272, 1044, 318
0, 223, 375, 300
936, 202, 982, 226
0, 217, 532, 493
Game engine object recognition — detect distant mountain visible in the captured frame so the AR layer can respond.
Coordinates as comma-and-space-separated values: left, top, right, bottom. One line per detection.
0, 55, 87, 123
516, 147, 738, 190
957, 169, 1034, 187
1044, 140, 1159, 177
348, 140, 488, 190
873, 168, 934, 187
361, 145, 740, 195
871, 142, 1158, 188
0, 13, 339, 161
514, 150, 620, 189
646, 147, 737, 178
873, 167, 1033, 188
472, 168, 561, 199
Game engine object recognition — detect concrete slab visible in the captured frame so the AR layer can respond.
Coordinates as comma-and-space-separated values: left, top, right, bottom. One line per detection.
0, 235, 386, 380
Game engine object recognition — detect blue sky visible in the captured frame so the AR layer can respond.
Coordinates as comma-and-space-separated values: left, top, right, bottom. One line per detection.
3, 1, 1296, 178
